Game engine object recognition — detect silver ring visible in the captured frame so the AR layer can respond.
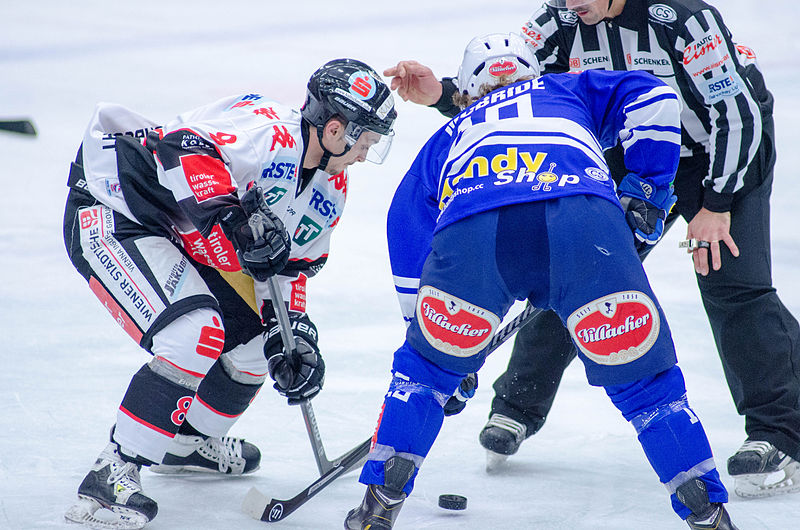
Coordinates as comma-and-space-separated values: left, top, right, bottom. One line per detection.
678, 238, 711, 251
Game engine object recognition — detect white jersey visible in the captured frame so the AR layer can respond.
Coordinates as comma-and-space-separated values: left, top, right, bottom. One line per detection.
79, 94, 348, 316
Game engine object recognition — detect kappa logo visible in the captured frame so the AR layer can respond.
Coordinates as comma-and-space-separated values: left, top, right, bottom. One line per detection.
416, 286, 500, 358
648, 4, 678, 23
567, 291, 660, 365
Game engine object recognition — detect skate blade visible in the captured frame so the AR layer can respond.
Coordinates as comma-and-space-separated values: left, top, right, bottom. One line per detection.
65, 496, 149, 529
149, 463, 258, 475
733, 461, 800, 498
485, 450, 509, 473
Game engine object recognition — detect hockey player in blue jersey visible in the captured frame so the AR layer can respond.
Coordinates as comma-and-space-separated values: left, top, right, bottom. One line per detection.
344, 33, 736, 530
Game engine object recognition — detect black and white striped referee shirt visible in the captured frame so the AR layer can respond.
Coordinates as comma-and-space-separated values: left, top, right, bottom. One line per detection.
520, 0, 772, 212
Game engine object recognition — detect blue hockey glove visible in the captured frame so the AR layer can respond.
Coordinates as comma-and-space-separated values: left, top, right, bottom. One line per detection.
617, 174, 677, 251
264, 314, 325, 405
443, 373, 478, 416
219, 186, 291, 281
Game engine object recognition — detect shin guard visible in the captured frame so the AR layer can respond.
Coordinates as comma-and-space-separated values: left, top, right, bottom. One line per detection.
114, 364, 195, 463
184, 355, 263, 437
359, 346, 461, 495
605, 366, 728, 518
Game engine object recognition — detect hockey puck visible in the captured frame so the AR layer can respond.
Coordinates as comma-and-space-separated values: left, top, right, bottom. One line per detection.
438, 494, 467, 510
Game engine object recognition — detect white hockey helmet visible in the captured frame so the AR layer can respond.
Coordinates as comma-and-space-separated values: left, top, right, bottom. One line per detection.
456, 33, 541, 99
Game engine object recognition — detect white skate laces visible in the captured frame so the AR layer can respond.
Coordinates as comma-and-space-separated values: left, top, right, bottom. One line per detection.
64, 443, 154, 530
484, 413, 527, 444
202, 436, 242, 473
149, 434, 257, 475
481, 413, 528, 472
106, 461, 143, 499
728, 440, 800, 498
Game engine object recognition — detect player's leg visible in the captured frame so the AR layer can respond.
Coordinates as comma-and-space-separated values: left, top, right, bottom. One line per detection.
546, 195, 734, 527
346, 207, 529, 529
152, 269, 267, 475
480, 208, 679, 464
64, 197, 249, 526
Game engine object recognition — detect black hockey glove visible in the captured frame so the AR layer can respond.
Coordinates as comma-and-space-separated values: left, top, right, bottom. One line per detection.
264, 313, 325, 405
617, 174, 677, 252
218, 186, 291, 281
443, 373, 478, 417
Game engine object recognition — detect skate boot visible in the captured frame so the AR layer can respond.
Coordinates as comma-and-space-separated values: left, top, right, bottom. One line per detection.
344, 456, 416, 530
727, 439, 800, 498
479, 413, 526, 471
64, 442, 157, 529
149, 434, 261, 475
676, 478, 738, 530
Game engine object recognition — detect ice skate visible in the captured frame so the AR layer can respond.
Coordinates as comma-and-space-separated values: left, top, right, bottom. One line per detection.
726, 439, 800, 498
676, 478, 738, 530
64, 442, 157, 529
149, 434, 261, 475
479, 413, 526, 472
344, 456, 415, 530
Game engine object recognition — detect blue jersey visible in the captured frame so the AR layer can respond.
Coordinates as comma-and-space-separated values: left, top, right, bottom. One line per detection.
388, 70, 681, 322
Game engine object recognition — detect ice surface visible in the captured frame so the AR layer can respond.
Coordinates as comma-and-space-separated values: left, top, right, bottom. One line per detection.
1, 1, 799, 528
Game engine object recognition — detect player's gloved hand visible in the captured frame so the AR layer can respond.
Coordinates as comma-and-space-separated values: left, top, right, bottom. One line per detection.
617, 174, 677, 252
264, 313, 325, 405
219, 186, 291, 281
443, 373, 478, 416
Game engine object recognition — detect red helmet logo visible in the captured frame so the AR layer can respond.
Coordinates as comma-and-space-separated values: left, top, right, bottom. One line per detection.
488, 60, 518, 77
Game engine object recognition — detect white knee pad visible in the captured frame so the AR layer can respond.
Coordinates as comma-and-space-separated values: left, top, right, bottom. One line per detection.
221, 335, 269, 384
149, 307, 225, 389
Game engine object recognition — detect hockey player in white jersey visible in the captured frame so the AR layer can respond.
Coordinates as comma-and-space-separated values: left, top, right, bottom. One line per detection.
62, 58, 395, 528
344, 34, 736, 530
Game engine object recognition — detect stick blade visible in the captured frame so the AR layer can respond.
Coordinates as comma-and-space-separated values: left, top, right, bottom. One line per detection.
242, 487, 271, 521
0, 120, 37, 136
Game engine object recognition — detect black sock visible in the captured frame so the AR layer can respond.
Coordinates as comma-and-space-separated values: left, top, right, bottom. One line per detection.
177, 421, 205, 437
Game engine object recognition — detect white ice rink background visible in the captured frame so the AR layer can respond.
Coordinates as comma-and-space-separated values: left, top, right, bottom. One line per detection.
1, 1, 799, 528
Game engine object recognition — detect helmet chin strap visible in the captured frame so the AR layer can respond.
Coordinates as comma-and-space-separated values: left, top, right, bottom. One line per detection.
316, 125, 350, 172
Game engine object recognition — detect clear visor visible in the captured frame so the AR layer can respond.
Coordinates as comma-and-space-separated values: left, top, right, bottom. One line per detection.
546, 0, 594, 8
344, 122, 394, 164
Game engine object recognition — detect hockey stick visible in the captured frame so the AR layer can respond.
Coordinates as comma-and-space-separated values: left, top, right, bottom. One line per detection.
242, 302, 543, 523
265, 276, 355, 476
0, 119, 37, 136
242, 436, 371, 523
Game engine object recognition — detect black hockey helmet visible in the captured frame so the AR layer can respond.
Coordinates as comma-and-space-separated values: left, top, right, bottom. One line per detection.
302, 58, 396, 165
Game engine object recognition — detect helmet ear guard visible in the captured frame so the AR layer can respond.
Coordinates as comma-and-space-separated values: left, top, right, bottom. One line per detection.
456, 33, 541, 100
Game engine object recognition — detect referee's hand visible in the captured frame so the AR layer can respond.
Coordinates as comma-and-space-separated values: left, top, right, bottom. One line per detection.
686, 208, 739, 276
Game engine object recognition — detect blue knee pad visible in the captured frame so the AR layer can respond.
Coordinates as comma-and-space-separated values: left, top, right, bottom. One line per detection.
605, 366, 728, 518
359, 345, 462, 495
